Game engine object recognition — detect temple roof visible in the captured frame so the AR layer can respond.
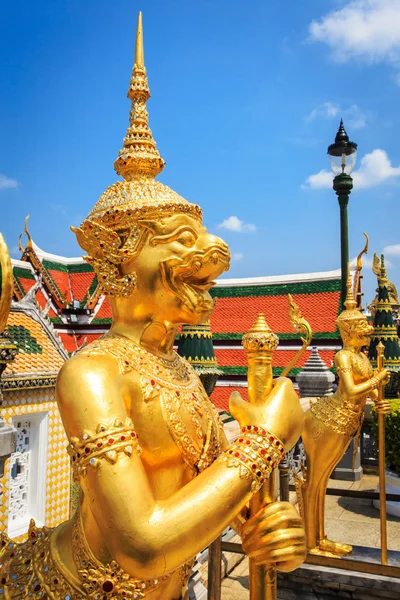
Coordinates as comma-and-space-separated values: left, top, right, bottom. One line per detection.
2, 293, 68, 391
210, 270, 341, 341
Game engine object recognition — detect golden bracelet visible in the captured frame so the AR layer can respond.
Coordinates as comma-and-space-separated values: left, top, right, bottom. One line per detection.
218, 425, 284, 493
370, 375, 380, 390
67, 418, 141, 482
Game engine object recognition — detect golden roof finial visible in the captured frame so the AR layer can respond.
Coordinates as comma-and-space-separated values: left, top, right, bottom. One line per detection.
114, 11, 165, 181
135, 11, 144, 68
344, 265, 357, 311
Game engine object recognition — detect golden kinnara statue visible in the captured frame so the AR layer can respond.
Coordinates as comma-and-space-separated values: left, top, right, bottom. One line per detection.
298, 270, 391, 557
0, 13, 306, 599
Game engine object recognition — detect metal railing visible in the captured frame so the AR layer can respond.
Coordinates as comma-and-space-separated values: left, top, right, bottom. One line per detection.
207, 462, 400, 600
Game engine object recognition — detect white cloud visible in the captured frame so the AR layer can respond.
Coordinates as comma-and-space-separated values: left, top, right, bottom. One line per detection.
303, 149, 400, 189
350, 254, 392, 269
309, 0, 400, 80
232, 252, 244, 261
305, 103, 367, 129
383, 244, 400, 256
306, 102, 339, 122
218, 216, 256, 233
302, 169, 332, 190
0, 174, 18, 190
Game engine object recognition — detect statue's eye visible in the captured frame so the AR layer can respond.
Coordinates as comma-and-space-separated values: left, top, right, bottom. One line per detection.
177, 231, 196, 247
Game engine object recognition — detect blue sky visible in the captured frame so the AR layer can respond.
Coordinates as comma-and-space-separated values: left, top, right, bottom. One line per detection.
1, 0, 400, 305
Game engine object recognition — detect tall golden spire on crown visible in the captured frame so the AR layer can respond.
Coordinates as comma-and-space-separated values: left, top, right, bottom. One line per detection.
114, 12, 166, 180
336, 265, 366, 324
344, 267, 357, 311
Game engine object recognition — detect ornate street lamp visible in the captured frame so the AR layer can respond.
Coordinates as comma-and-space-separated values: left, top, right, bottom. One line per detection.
328, 120, 357, 308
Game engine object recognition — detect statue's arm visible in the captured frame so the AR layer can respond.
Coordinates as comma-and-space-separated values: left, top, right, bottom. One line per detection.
57, 357, 258, 579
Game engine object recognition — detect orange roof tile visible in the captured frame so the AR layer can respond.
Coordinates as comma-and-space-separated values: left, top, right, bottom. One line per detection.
18, 277, 35, 295
210, 292, 340, 336
95, 297, 112, 319
211, 386, 248, 411
214, 348, 336, 369
47, 269, 72, 303
70, 272, 96, 302
58, 332, 78, 354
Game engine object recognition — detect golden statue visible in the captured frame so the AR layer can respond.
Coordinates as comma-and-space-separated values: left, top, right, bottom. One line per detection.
297, 269, 391, 557
0, 13, 306, 599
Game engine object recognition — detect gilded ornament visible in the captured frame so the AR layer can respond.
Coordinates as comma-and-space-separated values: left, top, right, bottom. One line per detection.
1, 12, 307, 600
298, 265, 391, 557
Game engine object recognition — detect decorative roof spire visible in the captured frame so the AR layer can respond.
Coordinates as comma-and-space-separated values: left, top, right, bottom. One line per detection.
369, 253, 400, 375
114, 12, 165, 181
177, 321, 222, 396
380, 253, 389, 286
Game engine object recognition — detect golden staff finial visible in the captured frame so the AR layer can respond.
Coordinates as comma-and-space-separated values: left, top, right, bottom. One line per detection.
114, 11, 165, 181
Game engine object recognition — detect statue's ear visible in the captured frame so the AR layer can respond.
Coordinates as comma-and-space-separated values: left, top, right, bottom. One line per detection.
71, 226, 89, 252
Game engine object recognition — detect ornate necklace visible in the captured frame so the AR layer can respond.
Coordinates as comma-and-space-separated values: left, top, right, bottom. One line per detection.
80, 333, 223, 473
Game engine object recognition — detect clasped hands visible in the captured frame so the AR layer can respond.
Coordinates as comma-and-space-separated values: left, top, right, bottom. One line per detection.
229, 377, 306, 572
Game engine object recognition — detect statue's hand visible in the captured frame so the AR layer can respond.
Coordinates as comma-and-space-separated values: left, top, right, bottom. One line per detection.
229, 377, 304, 451
377, 368, 391, 386
241, 501, 306, 572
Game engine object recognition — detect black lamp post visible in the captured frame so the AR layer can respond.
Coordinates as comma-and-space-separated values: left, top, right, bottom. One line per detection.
328, 120, 357, 308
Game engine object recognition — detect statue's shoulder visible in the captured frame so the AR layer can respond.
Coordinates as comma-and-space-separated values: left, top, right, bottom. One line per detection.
57, 338, 123, 399
334, 349, 352, 368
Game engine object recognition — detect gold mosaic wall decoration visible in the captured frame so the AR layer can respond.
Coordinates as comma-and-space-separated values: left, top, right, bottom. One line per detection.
0, 387, 70, 542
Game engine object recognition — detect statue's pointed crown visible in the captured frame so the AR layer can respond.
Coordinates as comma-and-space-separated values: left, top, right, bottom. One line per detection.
78, 11, 201, 229
336, 266, 367, 323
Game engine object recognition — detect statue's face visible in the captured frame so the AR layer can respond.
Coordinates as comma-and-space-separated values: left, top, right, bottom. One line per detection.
339, 318, 374, 348
121, 214, 230, 325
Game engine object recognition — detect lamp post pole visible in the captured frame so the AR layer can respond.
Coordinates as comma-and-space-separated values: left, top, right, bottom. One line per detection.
333, 173, 353, 308
328, 120, 357, 310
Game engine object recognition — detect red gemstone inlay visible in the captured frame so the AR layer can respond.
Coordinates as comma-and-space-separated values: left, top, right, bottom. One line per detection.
269, 436, 274, 443
85, 448, 90, 454
239, 438, 244, 443
267, 456, 272, 461
150, 380, 155, 386
261, 449, 266, 455
235, 452, 240, 457
97, 442, 103, 448
247, 425, 251, 430
108, 438, 114, 445
246, 440, 251, 445
252, 464, 257, 469
261, 429, 266, 435
254, 426, 258, 432
131, 432, 136, 438
276, 441, 280, 447
120, 436, 126, 441
102, 580, 114, 593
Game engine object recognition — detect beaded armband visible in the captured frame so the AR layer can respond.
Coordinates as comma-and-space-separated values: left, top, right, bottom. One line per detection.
369, 375, 380, 390
218, 425, 285, 492
336, 366, 353, 374
67, 418, 140, 482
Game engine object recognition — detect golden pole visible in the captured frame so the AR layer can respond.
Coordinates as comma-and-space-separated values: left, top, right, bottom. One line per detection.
242, 314, 279, 600
376, 341, 388, 565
